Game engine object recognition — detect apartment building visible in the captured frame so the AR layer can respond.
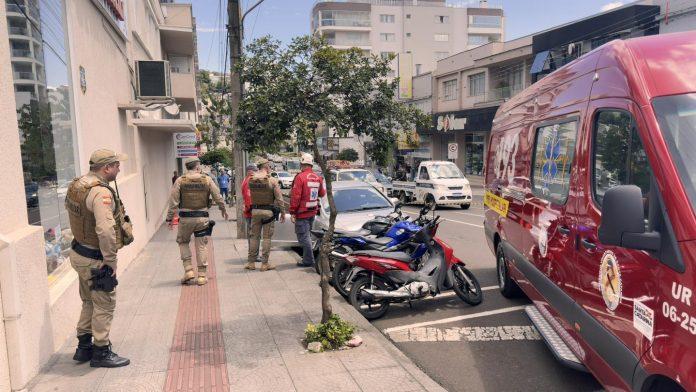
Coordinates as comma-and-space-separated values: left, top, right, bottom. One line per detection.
0, 0, 199, 389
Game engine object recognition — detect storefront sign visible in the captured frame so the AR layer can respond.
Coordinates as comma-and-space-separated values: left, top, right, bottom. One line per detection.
398, 53, 413, 99
174, 132, 198, 158
448, 143, 458, 159
437, 114, 467, 132
429, 107, 498, 135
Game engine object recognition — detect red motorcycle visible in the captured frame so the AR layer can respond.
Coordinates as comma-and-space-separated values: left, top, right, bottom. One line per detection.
341, 215, 483, 320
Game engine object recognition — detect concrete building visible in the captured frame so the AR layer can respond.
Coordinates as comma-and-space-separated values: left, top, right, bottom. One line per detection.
0, 0, 199, 389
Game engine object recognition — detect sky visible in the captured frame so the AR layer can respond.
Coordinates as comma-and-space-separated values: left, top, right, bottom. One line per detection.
192, 0, 632, 73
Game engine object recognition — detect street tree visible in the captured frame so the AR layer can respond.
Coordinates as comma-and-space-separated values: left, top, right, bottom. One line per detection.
236, 36, 429, 323
336, 148, 359, 162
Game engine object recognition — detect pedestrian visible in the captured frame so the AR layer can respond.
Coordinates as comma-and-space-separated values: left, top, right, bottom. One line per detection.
171, 170, 178, 185
166, 157, 229, 286
289, 153, 325, 267
218, 169, 230, 203
246, 158, 285, 271
241, 164, 258, 236
65, 149, 133, 368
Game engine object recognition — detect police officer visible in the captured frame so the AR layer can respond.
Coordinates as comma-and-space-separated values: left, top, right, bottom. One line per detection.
167, 157, 228, 285
247, 158, 285, 271
65, 149, 133, 368
289, 153, 325, 267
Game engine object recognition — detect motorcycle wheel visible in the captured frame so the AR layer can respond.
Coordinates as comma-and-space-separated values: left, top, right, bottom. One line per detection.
452, 264, 483, 306
332, 259, 353, 300
350, 276, 391, 320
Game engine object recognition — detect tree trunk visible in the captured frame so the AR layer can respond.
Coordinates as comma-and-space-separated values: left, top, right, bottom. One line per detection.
312, 137, 335, 323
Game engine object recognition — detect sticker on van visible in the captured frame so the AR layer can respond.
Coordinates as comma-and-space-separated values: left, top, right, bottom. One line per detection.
599, 251, 622, 311
633, 300, 654, 340
484, 191, 509, 217
493, 131, 520, 182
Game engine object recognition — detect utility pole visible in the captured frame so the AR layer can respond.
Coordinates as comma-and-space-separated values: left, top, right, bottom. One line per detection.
228, 0, 245, 238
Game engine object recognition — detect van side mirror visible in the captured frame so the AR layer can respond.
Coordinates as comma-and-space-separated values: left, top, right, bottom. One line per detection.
598, 185, 661, 252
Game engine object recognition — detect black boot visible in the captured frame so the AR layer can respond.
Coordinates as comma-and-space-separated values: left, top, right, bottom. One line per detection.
73, 333, 93, 362
90, 344, 130, 368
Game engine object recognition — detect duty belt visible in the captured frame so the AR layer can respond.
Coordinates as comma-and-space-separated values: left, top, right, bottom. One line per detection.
179, 211, 209, 218
251, 204, 274, 210
71, 240, 104, 260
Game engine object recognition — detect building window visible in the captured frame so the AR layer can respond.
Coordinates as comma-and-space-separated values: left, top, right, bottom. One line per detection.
380, 51, 395, 60
380, 33, 396, 42
415, 64, 422, 75
442, 79, 458, 101
532, 121, 578, 204
434, 34, 449, 42
468, 72, 485, 96
406, 32, 411, 38
434, 51, 449, 60
320, 10, 371, 28
380, 14, 395, 23
169, 55, 191, 73
406, 14, 411, 19
469, 15, 502, 28
468, 34, 491, 46
435, 15, 450, 24
15, 0, 78, 276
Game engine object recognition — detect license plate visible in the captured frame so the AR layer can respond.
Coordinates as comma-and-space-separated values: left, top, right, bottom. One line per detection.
452, 193, 462, 196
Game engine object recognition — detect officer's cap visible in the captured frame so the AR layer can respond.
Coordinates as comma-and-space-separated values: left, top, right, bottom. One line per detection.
184, 157, 200, 166
89, 149, 128, 166
246, 164, 258, 172
256, 158, 270, 167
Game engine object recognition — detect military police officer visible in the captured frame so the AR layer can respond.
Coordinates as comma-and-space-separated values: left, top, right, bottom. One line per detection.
66, 149, 133, 368
167, 157, 228, 285
246, 158, 285, 271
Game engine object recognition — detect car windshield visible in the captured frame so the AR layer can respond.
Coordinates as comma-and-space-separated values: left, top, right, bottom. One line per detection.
338, 170, 377, 182
285, 161, 300, 171
330, 187, 391, 213
653, 93, 696, 212
277, 172, 291, 177
429, 163, 464, 179
373, 171, 389, 182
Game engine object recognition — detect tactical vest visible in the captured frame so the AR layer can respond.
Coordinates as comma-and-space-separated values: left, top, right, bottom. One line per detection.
249, 174, 275, 206
65, 177, 126, 249
179, 175, 211, 210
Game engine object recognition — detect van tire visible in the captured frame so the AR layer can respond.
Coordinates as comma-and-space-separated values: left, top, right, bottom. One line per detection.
497, 243, 522, 298
461, 204, 470, 210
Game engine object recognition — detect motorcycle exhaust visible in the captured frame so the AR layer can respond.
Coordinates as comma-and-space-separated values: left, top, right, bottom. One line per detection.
361, 288, 411, 300
331, 251, 347, 258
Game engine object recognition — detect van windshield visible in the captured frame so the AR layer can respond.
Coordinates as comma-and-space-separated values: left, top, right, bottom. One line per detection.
429, 163, 465, 179
652, 93, 696, 212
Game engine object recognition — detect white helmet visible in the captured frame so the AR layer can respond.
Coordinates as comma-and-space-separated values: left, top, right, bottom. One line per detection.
300, 153, 314, 165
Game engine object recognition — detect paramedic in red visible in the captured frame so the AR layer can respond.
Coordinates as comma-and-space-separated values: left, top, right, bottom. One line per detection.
290, 154, 325, 267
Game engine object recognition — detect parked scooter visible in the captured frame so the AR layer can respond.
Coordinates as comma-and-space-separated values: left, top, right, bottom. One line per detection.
339, 215, 483, 320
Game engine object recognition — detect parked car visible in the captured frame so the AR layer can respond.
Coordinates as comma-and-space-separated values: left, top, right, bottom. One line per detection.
272, 180, 397, 248
330, 169, 386, 195
271, 171, 294, 188
373, 170, 394, 196
484, 32, 696, 392
392, 160, 472, 209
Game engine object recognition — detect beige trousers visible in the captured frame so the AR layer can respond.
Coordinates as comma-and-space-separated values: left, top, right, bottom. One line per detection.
248, 209, 275, 263
70, 251, 116, 347
176, 216, 210, 274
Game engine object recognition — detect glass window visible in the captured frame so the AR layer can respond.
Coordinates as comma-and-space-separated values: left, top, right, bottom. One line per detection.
15, 0, 78, 276
468, 73, 485, 96
406, 32, 411, 38
435, 51, 449, 60
442, 79, 457, 101
430, 163, 464, 179
380, 51, 394, 60
321, 10, 370, 27
469, 15, 502, 28
380, 14, 395, 23
168, 55, 190, 73
380, 33, 396, 42
593, 111, 651, 210
406, 14, 411, 19
435, 15, 450, 24
419, 166, 429, 180
415, 64, 422, 75
434, 34, 449, 42
332, 188, 391, 213
532, 121, 578, 204
337, 170, 377, 182
468, 34, 490, 46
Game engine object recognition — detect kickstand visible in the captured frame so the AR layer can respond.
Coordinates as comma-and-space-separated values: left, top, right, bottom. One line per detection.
408, 299, 413, 309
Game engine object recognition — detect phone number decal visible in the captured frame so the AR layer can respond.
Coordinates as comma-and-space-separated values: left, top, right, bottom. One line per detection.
662, 302, 696, 335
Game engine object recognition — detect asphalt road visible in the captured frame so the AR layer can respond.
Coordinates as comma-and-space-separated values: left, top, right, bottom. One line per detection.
364, 186, 603, 392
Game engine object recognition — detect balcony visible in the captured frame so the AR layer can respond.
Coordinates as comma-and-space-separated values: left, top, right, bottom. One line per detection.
160, 3, 195, 56
13, 71, 34, 80
489, 85, 523, 101
170, 72, 197, 112
11, 49, 32, 58
9, 26, 28, 36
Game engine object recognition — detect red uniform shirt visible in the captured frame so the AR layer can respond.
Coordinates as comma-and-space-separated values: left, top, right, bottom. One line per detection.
242, 175, 253, 218
290, 167, 326, 219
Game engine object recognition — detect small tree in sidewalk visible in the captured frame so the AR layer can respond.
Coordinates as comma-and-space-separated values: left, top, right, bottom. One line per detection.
236, 36, 429, 326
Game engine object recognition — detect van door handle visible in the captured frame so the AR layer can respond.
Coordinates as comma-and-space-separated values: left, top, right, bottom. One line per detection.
580, 238, 596, 250
558, 226, 571, 235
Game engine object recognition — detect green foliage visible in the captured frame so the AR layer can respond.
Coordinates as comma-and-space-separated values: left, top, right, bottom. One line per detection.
336, 148, 359, 162
17, 101, 55, 181
304, 314, 356, 351
199, 148, 233, 168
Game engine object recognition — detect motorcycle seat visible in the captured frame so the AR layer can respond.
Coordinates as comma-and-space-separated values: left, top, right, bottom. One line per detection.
353, 249, 411, 262
334, 228, 371, 237
362, 236, 392, 245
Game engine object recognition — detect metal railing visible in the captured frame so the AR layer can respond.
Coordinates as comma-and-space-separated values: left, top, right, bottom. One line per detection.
9, 26, 28, 35
320, 19, 370, 28
325, 38, 370, 46
13, 71, 34, 80
489, 85, 523, 101
313, 0, 501, 8
12, 49, 32, 58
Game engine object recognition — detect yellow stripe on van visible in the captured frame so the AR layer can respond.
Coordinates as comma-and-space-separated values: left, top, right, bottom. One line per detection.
484, 191, 509, 217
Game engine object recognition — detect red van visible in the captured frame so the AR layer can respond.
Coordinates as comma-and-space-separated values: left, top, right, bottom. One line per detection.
484, 32, 696, 391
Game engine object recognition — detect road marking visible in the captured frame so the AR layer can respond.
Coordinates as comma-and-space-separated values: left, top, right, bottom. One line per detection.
382, 306, 528, 334
403, 209, 484, 228
388, 325, 542, 343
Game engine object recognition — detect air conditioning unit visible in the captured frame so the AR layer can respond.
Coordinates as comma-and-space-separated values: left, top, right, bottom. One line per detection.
135, 60, 171, 99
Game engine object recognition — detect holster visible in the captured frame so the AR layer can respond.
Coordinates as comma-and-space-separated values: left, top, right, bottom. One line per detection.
262, 206, 281, 225
194, 220, 216, 237
90, 265, 118, 292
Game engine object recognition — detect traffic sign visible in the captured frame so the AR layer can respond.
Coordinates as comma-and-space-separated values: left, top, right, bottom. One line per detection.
448, 143, 458, 159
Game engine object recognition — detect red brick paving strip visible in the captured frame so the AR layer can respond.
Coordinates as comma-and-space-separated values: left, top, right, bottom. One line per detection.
164, 241, 230, 392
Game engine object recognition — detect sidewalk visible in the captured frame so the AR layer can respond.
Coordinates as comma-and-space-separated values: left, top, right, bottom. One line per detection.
27, 210, 445, 392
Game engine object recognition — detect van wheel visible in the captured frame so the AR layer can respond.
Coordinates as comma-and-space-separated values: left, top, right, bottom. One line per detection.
496, 243, 522, 298
425, 194, 437, 210
461, 204, 470, 210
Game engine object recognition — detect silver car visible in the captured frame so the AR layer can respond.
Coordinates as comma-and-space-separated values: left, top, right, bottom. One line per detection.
272, 180, 397, 248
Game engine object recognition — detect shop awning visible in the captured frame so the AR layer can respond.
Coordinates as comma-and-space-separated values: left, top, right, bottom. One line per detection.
132, 118, 196, 133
